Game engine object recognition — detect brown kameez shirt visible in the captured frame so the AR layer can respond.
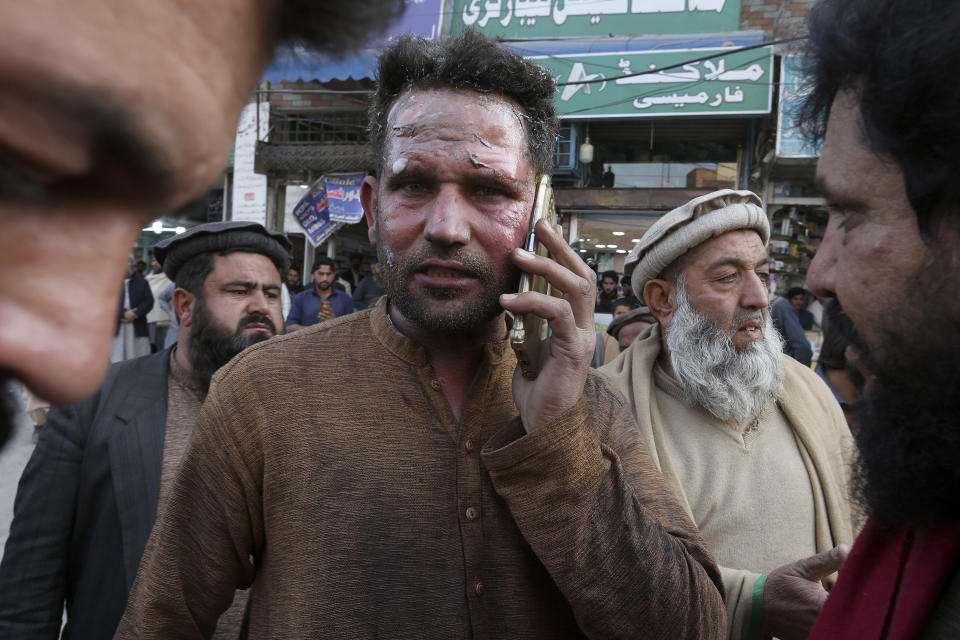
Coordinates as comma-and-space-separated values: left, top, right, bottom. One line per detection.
117, 299, 725, 639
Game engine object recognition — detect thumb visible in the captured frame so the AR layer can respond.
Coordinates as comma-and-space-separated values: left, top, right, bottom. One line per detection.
793, 545, 849, 581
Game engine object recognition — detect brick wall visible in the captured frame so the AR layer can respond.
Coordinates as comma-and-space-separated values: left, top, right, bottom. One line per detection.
741, 0, 815, 38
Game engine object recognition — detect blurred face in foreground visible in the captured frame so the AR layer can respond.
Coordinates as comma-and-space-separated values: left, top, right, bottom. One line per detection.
0, 0, 276, 408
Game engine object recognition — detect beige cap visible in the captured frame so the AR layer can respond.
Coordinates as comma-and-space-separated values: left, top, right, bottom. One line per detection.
625, 189, 769, 301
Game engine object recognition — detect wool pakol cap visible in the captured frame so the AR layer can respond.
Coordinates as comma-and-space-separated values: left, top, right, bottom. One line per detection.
625, 189, 769, 301
154, 221, 293, 281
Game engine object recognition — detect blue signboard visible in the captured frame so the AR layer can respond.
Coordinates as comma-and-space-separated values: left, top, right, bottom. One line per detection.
292, 178, 343, 246
388, 0, 445, 40
776, 56, 821, 158
325, 173, 367, 223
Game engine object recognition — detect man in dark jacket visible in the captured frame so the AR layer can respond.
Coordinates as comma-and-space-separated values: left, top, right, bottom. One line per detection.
0, 222, 289, 640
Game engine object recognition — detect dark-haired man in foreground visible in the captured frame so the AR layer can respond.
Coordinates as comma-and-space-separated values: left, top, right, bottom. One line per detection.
0, 0, 404, 449
0, 222, 288, 639
799, 0, 960, 636
116, 32, 725, 639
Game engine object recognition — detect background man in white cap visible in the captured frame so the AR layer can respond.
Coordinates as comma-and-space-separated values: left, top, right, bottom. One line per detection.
600, 189, 856, 640
0, 221, 288, 640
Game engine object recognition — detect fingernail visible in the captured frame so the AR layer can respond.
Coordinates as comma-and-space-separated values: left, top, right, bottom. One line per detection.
501, 293, 518, 301
515, 248, 534, 259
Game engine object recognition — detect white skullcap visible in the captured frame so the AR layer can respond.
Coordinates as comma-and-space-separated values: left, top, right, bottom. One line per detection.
625, 189, 769, 302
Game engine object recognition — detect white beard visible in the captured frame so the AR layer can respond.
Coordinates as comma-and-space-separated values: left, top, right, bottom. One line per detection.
665, 280, 785, 424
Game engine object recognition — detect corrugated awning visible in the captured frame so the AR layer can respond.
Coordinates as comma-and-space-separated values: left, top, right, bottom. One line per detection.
261, 49, 379, 83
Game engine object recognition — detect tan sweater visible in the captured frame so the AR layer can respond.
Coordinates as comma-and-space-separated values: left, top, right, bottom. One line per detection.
600, 324, 857, 640
116, 299, 726, 639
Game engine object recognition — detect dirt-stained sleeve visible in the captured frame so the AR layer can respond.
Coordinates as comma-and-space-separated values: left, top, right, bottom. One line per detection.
482, 372, 726, 640
114, 367, 263, 639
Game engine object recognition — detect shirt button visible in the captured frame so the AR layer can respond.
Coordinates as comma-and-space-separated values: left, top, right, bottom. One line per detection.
430, 379, 441, 390
465, 507, 477, 520
474, 580, 484, 596
464, 439, 474, 453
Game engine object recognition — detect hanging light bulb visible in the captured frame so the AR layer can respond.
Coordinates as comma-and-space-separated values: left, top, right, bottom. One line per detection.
579, 123, 594, 165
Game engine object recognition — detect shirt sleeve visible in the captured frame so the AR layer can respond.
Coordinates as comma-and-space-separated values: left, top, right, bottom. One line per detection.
114, 370, 261, 639
0, 402, 92, 639
286, 291, 304, 325
481, 373, 726, 640
339, 292, 355, 315
772, 299, 813, 366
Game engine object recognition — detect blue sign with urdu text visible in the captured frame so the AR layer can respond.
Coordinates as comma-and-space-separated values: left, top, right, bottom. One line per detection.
324, 173, 367, 223
292, 178, 343, 246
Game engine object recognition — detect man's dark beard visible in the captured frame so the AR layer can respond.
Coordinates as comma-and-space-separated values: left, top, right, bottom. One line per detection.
852, 329, 960, 528
850, 236, 960, 528
187, 298, 277, 394
376, 224, 520, 336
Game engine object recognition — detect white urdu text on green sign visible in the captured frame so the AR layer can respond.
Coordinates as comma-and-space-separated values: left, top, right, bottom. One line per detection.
533, 46, 774, 118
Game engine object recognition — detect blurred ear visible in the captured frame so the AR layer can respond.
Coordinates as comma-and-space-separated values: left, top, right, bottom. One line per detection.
173, 288, 196, 328
644, 279, 677, 327
361, 176, 379, 246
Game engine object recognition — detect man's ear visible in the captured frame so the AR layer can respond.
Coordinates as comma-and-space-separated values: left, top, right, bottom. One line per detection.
361, 175, 379, 246
644, 279, 677, 327
173, 288, 196, 328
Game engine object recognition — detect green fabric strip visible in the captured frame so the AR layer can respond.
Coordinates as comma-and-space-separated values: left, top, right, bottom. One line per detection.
747, 573, 768, 640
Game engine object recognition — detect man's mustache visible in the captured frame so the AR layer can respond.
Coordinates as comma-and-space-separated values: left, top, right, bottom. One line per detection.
237, 314, 277, 335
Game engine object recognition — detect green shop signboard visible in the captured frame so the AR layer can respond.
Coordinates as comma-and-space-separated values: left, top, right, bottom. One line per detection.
533, 46, 773, 118
451, 0, 741, 38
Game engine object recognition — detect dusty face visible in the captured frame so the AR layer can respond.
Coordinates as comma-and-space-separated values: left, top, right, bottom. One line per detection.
674, 230, 771, 351
0, 0, 274, 404
361, 89, 535, 334
806, 91, 933, 361
187, 252, 284, 342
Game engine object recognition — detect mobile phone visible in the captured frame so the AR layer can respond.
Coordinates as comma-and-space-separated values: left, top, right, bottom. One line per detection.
510, 175, 557, 379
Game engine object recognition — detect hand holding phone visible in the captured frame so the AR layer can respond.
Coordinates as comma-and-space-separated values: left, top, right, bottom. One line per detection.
510, 175, 557, 378
499, 175, 598, 434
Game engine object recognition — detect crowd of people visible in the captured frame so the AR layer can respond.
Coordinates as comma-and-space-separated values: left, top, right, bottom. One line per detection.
1, 0, 959, 638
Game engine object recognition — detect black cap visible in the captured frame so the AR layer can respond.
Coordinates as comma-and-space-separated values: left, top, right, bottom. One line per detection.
154, 221, 292, 281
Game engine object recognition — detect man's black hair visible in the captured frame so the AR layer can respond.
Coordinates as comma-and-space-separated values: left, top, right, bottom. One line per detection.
601, 270, 619, 283
800, 0, 960, 233
313, 256, 337, 272
369, 30, 558, 177
175, 253, 216, 298
786, 287, 806, 299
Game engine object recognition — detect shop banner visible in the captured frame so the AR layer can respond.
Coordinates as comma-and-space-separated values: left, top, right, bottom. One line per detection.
533, 46, 773, 118
324, 173, 367, 223
231, 102, 269, 224
451, 0, 741, 38
776, 55, 821, 158
292, 178, 343, 247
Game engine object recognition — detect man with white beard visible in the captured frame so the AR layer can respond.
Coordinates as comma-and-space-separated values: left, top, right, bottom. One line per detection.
601, 189, 857, 640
